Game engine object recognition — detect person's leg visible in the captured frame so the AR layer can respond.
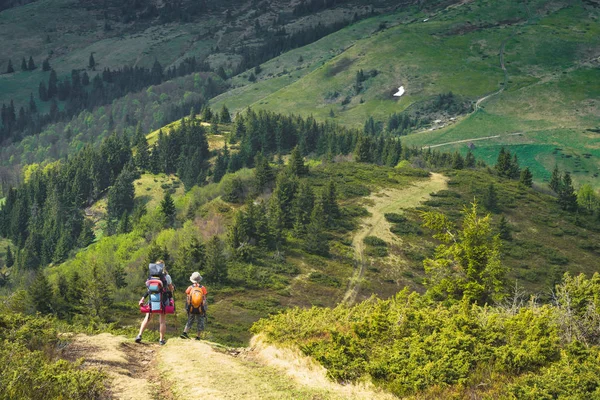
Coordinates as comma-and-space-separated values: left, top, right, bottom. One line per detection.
136, 313, 152, 342
138, 313, 152, 336
183, 313, 194, 334
196, 314, 205, 339
181, 313, 193, 338
159, 313, 166, 341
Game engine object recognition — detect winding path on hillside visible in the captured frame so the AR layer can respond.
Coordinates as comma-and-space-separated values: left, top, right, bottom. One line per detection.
422, 3, 536, 148
474, 29, 514, 111
342, 173, 448, 305
63, 333, 395, 400
425, 131, 525, 149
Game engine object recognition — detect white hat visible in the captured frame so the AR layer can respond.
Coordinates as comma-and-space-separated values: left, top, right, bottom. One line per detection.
190, 272, 203, 283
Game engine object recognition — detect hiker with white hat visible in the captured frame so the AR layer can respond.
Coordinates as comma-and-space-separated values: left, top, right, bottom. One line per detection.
180, 272, 208, 340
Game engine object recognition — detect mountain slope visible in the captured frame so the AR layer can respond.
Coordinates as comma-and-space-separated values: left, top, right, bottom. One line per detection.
211, 0, 600, 187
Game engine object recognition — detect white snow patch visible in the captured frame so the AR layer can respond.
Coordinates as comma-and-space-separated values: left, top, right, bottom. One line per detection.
423, 18, 429, 22
393, 86, 405, 97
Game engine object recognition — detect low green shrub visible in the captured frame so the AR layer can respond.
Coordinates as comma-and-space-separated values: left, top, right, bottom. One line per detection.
363, 236, 387, 247
390, 222, 422, 236
365, 246, 388, 257
384, 213, 407, 223
253, 277, 600, 398
308, 272, 341, 288
0, 313, 107, 400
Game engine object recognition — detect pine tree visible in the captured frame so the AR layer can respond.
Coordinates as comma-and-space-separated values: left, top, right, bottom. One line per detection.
577, 184, 598, 213
213, 147, 229, 183
216, 66, 227, 80
145, 242, 171, 267
66, 271, 85, 313
549, 165, 561, 193
484, 183, 499, 213
220, 104, 231, 123
21, 57, 28, 71
88, 53, 96, 70
5, 246, 14, 268
200, 106, 213, 122
268, 195, 286, 248
495, 147, 511, 177
508, 154, 520, 179
42, 58, 51, 71
48, 69, 58, 98
172, 237, 205, 287
82, 71, 90, 86
291, 180, 315, 237
288, 146, 308, 176
322, 180, 340, 227
254, 152, 274, 193
355, 135, 372, 163
465, 150, 476, 168
354, 70, 364, 94
83, 261, 112, 318
452, 152, 464, 170
38, 82, 48, 101
498, 215, 511, 241
29, 93, 37, 112
6, 59, 14, 74
77, 219, 95, 248
222, 177, 245, 203
53, 229, 73, 263
204, 236, 227, 284
117, 211, 131, 234
422, 202, 504, 305
28, 56, 36, 71
107, 168, 135, 220
272, 171, 299, 227
30, 272, 53, 314
558, 172, 578, 212
133, 124, 150, 171
228, 209, 247, 252
304, 198, 329, 256
520, 167, 533, 187
160, 191, 176, 226
131, 203, 147, 225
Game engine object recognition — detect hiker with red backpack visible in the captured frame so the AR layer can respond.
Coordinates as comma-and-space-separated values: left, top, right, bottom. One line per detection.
136, 260, 175, 346
180, 272, 207, 340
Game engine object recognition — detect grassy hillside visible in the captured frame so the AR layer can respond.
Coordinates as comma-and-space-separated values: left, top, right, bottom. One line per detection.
0, 0, 398, 110
211, 0, 600, 187
36, 159, 600, 346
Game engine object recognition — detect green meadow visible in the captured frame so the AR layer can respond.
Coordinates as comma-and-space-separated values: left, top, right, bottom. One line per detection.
212, 0, 600, 187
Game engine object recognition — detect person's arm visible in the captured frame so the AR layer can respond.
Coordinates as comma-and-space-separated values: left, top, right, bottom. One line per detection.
202, 286, 208, 312
139, 290, 149, 305
166, 274, 175, 293
184, 286, 191, 309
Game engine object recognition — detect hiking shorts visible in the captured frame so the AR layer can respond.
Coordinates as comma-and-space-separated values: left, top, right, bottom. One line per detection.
185, 313, 205, 332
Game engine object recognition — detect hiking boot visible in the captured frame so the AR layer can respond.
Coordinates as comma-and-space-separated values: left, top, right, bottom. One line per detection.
195, 336, 201, 341
135, 335, 142, 343
159, 339, 166, 346
180, 332, 190, 339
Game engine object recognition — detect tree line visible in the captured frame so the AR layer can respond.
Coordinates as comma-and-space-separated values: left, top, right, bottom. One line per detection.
0, 56, 214, 144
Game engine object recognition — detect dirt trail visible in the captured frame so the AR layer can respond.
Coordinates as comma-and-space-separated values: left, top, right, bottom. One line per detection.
426, 131, 525, 149
64, 333, 394, 400
61, 333, 168, 400
342, 173, 448, 305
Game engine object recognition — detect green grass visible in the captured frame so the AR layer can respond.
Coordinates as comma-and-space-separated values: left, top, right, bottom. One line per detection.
422, 169, 600, 293
134, 173, 185, 210
210, 0, 600, 188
